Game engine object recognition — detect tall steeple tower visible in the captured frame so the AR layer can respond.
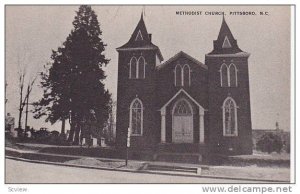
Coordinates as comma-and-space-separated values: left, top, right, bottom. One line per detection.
116, 14, 163, 148
205, 17, 253, 155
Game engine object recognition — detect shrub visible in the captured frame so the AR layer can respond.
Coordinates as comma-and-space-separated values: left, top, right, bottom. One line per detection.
285, 141, 290, 153
256, 133, 283, 154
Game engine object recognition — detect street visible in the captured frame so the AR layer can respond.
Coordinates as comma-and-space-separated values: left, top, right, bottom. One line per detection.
5, 158, 265, 183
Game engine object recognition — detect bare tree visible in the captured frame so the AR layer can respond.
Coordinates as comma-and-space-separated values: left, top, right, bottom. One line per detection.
16, 50, 38, 133
17, 68, 26, 130
24, 76, 37, 130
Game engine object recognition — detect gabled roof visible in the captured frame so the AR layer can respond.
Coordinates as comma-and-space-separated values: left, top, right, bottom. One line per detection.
116, 13, 164, 61
160, 88, 206, 113
208, 16, 244, 55
156, 51, 207, 70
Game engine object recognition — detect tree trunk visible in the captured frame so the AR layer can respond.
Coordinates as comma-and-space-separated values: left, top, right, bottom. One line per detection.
24, 86, 30, 130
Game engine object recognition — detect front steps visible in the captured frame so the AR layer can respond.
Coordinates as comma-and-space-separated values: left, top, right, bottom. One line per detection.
153, 152, 202, 164
153, 143, 208, 164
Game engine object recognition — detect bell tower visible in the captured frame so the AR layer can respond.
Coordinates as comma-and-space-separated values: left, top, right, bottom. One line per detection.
116, 14, 163, 148
205, 17, 252, 155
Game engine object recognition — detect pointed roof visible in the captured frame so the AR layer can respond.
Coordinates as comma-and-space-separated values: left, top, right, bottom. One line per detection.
117, 13, 163, 61
159, 88, 206, 112
156, 51, 207, 70
208, 17, 244, 55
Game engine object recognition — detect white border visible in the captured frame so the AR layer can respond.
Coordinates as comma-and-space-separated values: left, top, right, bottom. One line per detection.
1, 1, 297, 194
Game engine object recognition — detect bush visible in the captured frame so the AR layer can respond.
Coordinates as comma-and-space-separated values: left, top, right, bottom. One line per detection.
256, 133, 283, 154
285, 141, 290, 153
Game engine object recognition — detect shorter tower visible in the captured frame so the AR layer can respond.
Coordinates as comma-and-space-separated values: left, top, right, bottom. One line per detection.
206, 17, 253, 155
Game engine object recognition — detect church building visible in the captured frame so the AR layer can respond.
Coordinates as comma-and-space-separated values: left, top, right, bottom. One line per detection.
116, 14, 252, 155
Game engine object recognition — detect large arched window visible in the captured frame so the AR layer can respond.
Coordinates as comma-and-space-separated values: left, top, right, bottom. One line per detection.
222, 97, 238, 136
129, 98, 143, 135
229, 63, 237, 87
220, 63, 228, 87
175, 64, 182, 86
129, 57, 137, 79
137, 56, 145, 79
183, 64, 191, 86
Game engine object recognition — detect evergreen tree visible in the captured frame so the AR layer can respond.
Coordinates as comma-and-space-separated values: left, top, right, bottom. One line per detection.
34, 5, 111, 144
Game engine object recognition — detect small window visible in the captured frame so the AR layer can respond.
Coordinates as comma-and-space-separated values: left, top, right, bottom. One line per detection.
183, 64, 191, 86
175, 64, 182, 86
135, 30, 143, 41
174, 64, 191, 87
130, 57, 137, 79
222, 36, 232, 48
137, 56, 145, 79
220, 63, 228, 87
220, 63, 238, 87
223, 97, 238, 136
130, 56, 146, 79
229, 64, 237, 87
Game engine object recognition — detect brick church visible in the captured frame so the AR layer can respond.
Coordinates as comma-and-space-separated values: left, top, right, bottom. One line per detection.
116, 14, 252, 155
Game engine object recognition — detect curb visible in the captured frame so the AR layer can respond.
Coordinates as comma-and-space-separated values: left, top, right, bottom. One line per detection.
5, 155, 288, 183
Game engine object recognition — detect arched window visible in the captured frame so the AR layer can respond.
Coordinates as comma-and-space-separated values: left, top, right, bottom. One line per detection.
183, 64, 191, 86
173, 99, 192, 116
222, 97, 238, 136
130, 98, 143, 135
174, 64, 191, 87
137, 56, 145, 79
229, 63, 237, 87
220, 63, 228, 87
129, 57, 137, 79
175, 64, 182, 86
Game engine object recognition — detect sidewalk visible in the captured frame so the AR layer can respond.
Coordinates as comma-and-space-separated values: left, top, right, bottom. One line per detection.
5, 147, 290, 183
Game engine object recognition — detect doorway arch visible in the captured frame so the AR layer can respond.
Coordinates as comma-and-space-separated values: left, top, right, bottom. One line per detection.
172, 98, 194, 143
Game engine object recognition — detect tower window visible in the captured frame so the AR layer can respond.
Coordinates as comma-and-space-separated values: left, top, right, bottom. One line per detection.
220, 63, 228, 87
138, 56, 145, 79
129, 56, 146, 79
129, 57, 137, 79
135, 30, 143, 41
229, 63, 237, 87
129, 98, 143, 136
222, 97, 238, 136
174, 64, 191, 87
222, 36, 232, 48
220, 63, 238, 87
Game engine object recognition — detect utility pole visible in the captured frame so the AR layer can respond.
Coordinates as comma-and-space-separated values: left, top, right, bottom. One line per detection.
61, 119, 66, 134
126, 127, 131, 166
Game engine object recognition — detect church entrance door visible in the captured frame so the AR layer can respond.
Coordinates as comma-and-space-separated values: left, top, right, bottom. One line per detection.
172, 99, 193, 143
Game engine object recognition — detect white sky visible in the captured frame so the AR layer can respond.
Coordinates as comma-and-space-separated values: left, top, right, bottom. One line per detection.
5, 5, 291, 132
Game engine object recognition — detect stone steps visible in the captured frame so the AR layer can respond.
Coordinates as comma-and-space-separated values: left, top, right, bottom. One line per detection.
153, 152, 203, 164
156, 143, 207, 153
153, 143, 208, 164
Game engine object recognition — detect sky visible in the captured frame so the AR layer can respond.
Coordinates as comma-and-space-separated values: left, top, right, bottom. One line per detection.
5, 5, 291, 132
